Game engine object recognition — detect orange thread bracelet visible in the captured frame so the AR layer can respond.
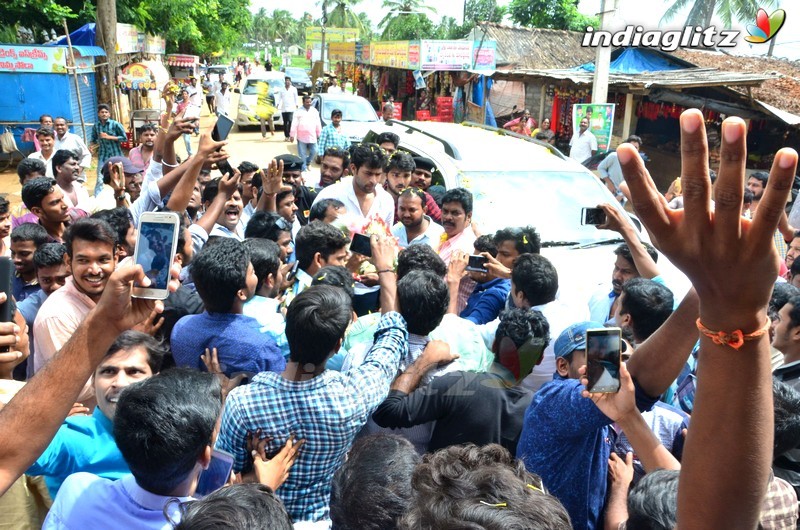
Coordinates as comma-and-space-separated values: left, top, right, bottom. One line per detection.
696, 318, 771, 350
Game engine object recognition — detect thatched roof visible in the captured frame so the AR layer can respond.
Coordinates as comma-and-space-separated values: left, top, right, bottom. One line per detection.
473, 22, 595, 69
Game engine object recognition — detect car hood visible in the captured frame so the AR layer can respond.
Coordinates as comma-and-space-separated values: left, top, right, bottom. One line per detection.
338, 120, 383, 142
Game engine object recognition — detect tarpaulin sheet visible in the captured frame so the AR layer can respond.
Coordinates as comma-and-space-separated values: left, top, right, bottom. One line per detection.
578, 48, 686, 74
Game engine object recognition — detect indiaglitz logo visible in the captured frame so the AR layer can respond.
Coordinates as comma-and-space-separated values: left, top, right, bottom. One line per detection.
744, 8, 786, 43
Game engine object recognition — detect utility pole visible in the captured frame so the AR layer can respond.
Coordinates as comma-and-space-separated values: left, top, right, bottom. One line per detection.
591, 0, 616, 104
96, 0, 118, 116
320, 3, 328, 72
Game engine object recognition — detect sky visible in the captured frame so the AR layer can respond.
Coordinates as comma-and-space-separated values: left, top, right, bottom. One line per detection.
249, 0, 799, 60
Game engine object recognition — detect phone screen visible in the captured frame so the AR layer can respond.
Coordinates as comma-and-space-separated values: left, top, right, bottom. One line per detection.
194, 449, 234, 498
585, 328, 621, 393
350, 233, 372, 257
135, 221, 177, 291
581, 207, 607, 226
466, 255, 488, 273
212, 114, 235, 142
0, 257, 13, 322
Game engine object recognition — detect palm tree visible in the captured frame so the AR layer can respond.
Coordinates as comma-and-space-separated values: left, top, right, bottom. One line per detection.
271, 9, 296, 43
378, 0, 437, 29
661, 0, 776, 28
319, 0, 367, 34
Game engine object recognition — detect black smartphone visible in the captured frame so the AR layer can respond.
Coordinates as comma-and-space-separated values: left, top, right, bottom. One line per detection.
194, 448, 235, 498
350, 233, 372, 257
0, 257, 12, 322
585, 327, 622, 393
466, 255, 488, 273
212, 114, 235, 177
581, 207, 607, 226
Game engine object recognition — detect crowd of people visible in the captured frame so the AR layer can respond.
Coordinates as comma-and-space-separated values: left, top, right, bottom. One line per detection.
0, 96, 798, 530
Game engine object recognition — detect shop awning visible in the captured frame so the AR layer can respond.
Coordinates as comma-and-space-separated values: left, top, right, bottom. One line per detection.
166, 55, 199, 67
72, 46, 106, 57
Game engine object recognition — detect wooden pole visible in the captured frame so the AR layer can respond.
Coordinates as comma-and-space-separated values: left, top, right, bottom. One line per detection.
62, 19, 88, 145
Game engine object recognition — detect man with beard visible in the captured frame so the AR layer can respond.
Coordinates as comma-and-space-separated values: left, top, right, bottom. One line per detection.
276, 188, 300, 238
53, 150, 92, 213
747, 171, 768, 216
315, 147, 349, 188
22, 177, 75, 244
391, 188, 442, 249
412, 156, 435, 191
238, 161, 260, 226
383, 152, 442, 223
201, 178, 245, 240
53, 117, 92, 179
569, 117, 597, 163
438, 188, 476, 265
127, 124, 157, 173
275, 154, 318, 227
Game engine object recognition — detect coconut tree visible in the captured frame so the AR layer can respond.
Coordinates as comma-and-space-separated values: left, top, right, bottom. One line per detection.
661, 0, 776, 28
378, 0, 437, 31
319, 0, 367, 34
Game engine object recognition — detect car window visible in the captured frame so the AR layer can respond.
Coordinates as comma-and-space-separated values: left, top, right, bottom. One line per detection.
460, 170, 629, 245
242, 79, 283, 96
285, 68, 310, 82
322, 99, 378, 122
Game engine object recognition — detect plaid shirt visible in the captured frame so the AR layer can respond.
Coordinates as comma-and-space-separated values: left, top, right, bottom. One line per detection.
316, 123, 350, 154
760, 473, 798, 529
216, 311, 407, 522
90, 119, 126, 167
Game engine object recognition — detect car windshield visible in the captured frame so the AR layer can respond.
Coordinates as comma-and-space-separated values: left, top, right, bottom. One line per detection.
285, 68, 310, 82
460, 170, 631, 245
242, 79, 283, 96
322, 98, 378, 122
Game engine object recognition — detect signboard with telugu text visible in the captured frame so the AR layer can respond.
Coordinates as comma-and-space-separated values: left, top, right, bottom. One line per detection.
0, 46, 67, 73
418, 40, 496, 71
370, 41, 409, 68
305, 27, 359, 44
116, 23, 139, 54
329, 42, 356, 62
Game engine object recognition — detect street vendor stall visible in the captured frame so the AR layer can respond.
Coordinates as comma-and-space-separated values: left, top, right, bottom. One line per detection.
166, 54, 200, 86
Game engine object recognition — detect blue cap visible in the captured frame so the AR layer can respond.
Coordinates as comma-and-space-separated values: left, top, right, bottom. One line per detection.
554, 321, 605, 359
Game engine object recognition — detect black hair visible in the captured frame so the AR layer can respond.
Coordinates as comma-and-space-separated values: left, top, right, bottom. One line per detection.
21, 177, 58, 210
773, 379, 800, 458
113, 368, 222, 496
399, 444, 571, 529
276, 188, 294, 208
781, 295, 800, 330
51, 149, 79, 176
309, 198, 345, 222
473, 234, 497, 258
791, 258, 800, 279
511, 254, 558, 307
625, 135, 643, 145
323, 146, 350, 167
397, 270, 448, 336
35, 127, 54, 139
750, 170, 769, 187
375, 132, 400, 149
244, 211, 290, 241
385, 151, 415, 173
238, 161, 259, 176
494, 226, 542, 255
10, 222, 48, 247
105, 330, 167, 373
396, 244, 446, 279
64, 218, 117, 258
295, 221, 348, 272
770, 283, 800, 320
495, 308, 551, 350
91, 207, 133, 252
201, 179, 242, 204
174, 483, 293, 530
626, 469, 679, 530
615, 242, 658, 265
138, 123, 158, 135
351, 142, 388, 171
285, 285, 352, 365
17, 158, 47, 185
743, 187, 754, 205
397, 187, 426, 207
0, 196, 8, 217
331, 108, 343, 119
39, 114, 52, 124
191, 238, 251, 313
620, 278, 674, 341
98, 103, 110, 112
311, 265, 355, 301
331, 434, 420, 530
441, 187, 473, 216
33, 242, 66, 269
243, 238, 281, 293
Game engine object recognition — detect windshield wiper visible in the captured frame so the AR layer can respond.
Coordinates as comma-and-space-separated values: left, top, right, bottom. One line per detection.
541, 241, 580, 248
571, 238, 625, 249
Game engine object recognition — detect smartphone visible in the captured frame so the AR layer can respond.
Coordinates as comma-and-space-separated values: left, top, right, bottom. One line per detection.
212, 113, 235, 177
466, 255, 488, 273
350, 232, 372, 257
585, 327, 622, 393
183, 105, 201, 120
194, 448, 235, 498
581, 207, 607, 226
132, 211, 180, 300
0, 257, 13, 322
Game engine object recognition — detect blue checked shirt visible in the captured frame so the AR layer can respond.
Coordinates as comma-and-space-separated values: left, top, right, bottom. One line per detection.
90, 119, 126, 167
316, 123, 350, 155
216, 311, 407, 522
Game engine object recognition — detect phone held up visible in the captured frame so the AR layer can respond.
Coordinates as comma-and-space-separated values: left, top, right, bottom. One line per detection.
194, 448, 235, 498
0, 257, 13, 323
465, 255, 488, 273
581, 207, 607, 226
212, 114, 235, 178
350, 232, 372, 257
132, 211, 180, 300
585, 327, 622, 393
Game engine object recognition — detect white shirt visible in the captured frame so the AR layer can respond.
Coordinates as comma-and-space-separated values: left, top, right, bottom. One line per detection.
186, 85, 203, 107
55, 132, 92, 168
391, 216, 444, 249
327, 85, 343, 94
28, 151, 54, 178
277, 85, 298, 113
214, 89, 231, 116
57, 182, 93, 212
569, 130, 598, 163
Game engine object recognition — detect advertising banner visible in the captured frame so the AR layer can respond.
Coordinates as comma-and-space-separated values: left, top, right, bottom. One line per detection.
305, 27, 359, 44
116, 23, 139, 54
0, 46, 67, 73
329, 42, 356, 62
573, 103, 616, 152
370, 41, 409, 68
418, 40, 496, 71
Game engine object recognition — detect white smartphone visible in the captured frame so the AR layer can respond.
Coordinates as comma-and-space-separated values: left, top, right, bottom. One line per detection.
132, 211, 180, 300
585, 327, 622, 393
183, 105, 201, 120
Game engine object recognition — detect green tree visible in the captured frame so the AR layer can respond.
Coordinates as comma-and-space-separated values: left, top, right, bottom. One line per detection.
0, 0, 90, 44
661, 0, 776, 27
320, 0, 367, 34
508, 0, 598, 31
378, 0, 437, 39
464, 0, 506, 25
356, 12, 375, 41
435, 16, 467, 39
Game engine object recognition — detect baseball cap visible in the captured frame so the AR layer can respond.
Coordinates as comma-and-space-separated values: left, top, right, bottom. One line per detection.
275, 154, 303, 173
102, 156, 144, 179
413, 156, 436, 173
554, 321, 605, 359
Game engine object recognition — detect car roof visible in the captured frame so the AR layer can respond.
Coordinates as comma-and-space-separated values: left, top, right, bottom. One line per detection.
245, 72, 284, 82
315, 93, 369, 102
384, 121, 588, 174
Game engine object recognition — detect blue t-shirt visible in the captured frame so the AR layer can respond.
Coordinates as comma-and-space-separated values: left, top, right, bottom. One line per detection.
171, 311, 285, 377
460, 278, 511, 325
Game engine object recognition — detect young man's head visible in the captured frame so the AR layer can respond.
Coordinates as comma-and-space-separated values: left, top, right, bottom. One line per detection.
624, 134, 643, 151
350, 143, 388, 196
276, 189, 298, 224
17, 158, 47, 186
244, 212, 294, 262
330, 434, 419, 530
308, 198, 346, 223
21, 177, 69, 226
469, 235, 497, 284
33, 242, 69, 296
275, 154, 304, 192
295, 221, 349, 276
53, 117, 70, 139
554, 320, 605, 379
97, 104, 111, 122
310, 265, 356, 302
493, 308, 550, 383
237, 161, 260, 204
614, 278, 674, 344
197, 168, 213, 194
94, 330, 165, 420
411, 156, 436, 190
384, 151, 415, 199
35, 127, 55, 154
396, 244, 447, 280
174, 483, 293, 530
91, 207, 136, 260
493, 226, 541, 269
202, 179, 244, 232
376, 132, 400, 154
52, 149, 81, 184
510, 253, 558, 309
285, 76, 292, 88
773, 379, 800, 460
302, 95, 312, 110
625, 469, 679, 530
747, 171, 769, 201
64, 218, 118, 301
0, 196, 10, 241
113, 368, 222, 496
773, 294, 800, 363
320, 147, 349, 187
330, 108, 343, 125
786, 231, 800, 269
397, 270, 448, 336
285, 285, 352, 366
138, 123, 157, 148
243, 238, 282, 299
612, 243, 658, 295
396, 188, 427, 231
10, 223, 48, 280
441, 188, 473, 239
191, 238, 257, 314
